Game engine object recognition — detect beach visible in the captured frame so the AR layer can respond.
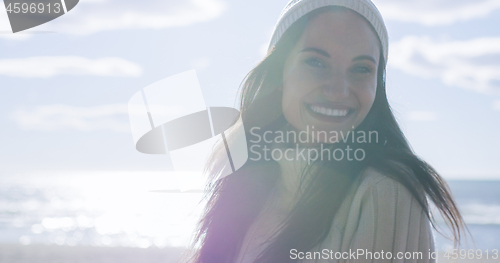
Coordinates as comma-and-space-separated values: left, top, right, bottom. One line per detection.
1, 244, 498, 263
0, 244, 186, 263
0, 173, 499, 263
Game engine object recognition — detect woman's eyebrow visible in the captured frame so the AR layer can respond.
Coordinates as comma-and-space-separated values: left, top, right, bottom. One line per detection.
352, 55, 376, 63
299, 47, 331, 58
299, 48, 376, 64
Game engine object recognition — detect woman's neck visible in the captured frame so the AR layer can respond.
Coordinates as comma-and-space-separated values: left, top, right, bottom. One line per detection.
271, 146, 311, 213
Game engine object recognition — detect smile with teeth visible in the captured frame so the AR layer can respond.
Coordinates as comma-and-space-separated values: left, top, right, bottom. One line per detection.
308, 105, 350, 117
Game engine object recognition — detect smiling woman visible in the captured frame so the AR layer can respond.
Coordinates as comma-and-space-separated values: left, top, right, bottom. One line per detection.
281, 9, 379, 140
187, 0, 466, 262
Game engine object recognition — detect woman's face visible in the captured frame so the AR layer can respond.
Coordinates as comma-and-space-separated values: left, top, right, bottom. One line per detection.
281, 9, 381, 143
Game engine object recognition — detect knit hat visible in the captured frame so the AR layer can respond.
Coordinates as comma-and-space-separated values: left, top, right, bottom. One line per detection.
268, 0, 389, 64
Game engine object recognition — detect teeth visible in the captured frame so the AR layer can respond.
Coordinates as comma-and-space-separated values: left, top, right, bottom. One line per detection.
309, 105, 349, 117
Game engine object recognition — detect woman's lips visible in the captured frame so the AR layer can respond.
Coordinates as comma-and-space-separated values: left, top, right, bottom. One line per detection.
304, 102, 354, 122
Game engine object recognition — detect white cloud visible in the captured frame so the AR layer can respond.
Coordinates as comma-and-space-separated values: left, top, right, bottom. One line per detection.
0, 32, 32, 41
191, 57, 210, 70
374, 0, 500, 26
10, 103, 187, 132
406, 111, 438, 121
259, 42, 268, 57
389, 36, 500, 94
34, 0, 228, 36
10, 104, 132, 132
494, 100, 500, 110
0, 56, 142, 78
0, 2, 13, 34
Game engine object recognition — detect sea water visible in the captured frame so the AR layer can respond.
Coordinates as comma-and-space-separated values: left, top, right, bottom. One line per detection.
0, 172, 499, 251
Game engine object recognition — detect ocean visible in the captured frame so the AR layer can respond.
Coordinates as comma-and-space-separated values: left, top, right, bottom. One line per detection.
0, 172, 499, 252
434, 181, 500, 251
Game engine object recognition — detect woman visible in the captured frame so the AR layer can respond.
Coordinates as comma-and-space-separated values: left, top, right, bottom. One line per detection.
188, 0, 465, 262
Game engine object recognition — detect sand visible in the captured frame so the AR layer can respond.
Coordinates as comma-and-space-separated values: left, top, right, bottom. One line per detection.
0, 244, 186, 263
0, 244, 498, 263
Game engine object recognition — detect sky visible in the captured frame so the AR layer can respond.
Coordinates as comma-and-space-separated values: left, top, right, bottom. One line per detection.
0, 0, 499, 180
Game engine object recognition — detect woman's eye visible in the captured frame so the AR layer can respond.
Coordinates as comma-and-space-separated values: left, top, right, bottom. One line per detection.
305, 58, 325, 68
351, 65, 373, 74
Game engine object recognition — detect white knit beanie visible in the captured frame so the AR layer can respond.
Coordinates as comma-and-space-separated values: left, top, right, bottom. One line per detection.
268, 0, 389, 64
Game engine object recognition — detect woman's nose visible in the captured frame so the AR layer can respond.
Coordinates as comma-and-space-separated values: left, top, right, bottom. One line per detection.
321, 73, 349, 100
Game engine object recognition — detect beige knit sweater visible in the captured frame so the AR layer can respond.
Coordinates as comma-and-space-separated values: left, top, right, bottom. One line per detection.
236, 157, 436, 263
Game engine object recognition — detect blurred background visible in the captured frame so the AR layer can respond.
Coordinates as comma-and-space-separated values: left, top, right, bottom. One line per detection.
0, 0, 499, 262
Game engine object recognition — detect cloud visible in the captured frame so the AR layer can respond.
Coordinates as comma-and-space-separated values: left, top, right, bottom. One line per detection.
494, 101, 500, 110
190, 57, 210, 70
0, 2, 14, 37
0, 56, 142, 78
259, 42, 268, 57
389, 36, 500, 94
33, 0, 228, 36
0, 32, 32, 41
10, 103, 186, 132
10, 104, 132, 132
406, 111, 438, 121
374, 0, 500, 26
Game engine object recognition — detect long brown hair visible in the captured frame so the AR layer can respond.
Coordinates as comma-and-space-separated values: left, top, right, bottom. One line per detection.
188, 6, 465, 263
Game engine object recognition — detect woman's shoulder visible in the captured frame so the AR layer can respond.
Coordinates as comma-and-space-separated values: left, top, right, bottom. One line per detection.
357, 166, 393, 189
353, 165, 420, 204
327, 166, 420, 233
333, 165, 430, 238
315, 165, 435, 261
